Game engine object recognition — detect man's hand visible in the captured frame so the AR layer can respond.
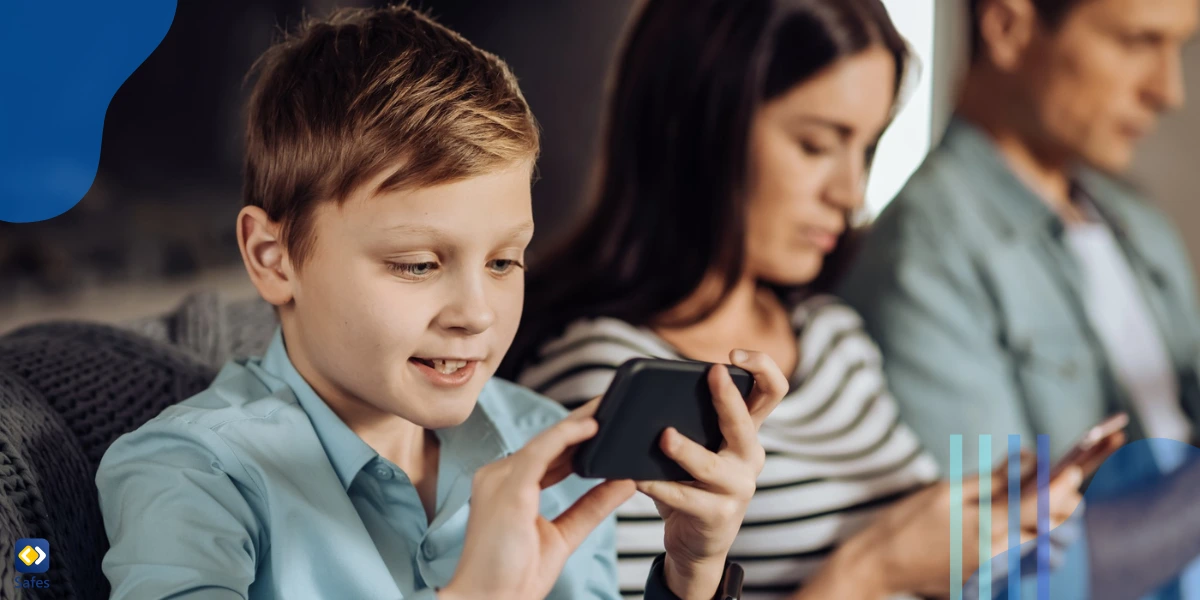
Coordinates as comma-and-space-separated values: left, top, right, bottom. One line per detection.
637, 349, 789, 600
440, 401, 636, 600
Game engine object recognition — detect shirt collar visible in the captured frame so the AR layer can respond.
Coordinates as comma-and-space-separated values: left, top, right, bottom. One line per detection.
258, 328, 512, 489
941, 116, 1061, 238
441, 381, 515, 475
260, 329, 378, 490
941, 116, 1135, 241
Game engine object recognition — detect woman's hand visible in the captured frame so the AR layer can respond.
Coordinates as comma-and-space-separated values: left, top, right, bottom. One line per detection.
441, 401, 636, 600
825, 450, 1089, 599
636, 349, 789, 600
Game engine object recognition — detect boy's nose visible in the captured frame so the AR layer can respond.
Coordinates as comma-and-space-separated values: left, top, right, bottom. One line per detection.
438, 280, 496, 335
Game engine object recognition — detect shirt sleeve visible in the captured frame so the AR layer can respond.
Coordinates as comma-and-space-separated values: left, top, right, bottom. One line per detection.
586, 512, 622, 599
548, 487, 622, 600
840, 202, 1035, 470
96, 417, 265, 599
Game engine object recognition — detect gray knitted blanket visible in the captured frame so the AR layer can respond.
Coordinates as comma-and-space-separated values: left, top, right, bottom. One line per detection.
0, 291, 277, 600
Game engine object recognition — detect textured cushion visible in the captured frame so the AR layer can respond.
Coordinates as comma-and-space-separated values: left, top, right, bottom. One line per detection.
0, 291, 277, 599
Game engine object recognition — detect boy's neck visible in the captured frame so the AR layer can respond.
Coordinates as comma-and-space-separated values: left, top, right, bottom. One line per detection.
328, 397, 443, 523
281, 327, 443, 520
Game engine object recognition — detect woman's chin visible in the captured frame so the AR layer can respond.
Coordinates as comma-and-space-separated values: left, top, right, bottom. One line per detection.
762, 258, 824, 287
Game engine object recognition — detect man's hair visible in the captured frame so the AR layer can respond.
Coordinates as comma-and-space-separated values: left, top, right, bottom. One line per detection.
969, 0, 1087, 61
243, 4, 539, 267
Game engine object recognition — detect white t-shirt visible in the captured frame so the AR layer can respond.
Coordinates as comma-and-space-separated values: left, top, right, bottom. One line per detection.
1064, 211, 1192, 469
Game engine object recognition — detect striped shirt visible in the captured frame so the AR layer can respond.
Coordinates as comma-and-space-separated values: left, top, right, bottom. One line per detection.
516, 296, 940, 599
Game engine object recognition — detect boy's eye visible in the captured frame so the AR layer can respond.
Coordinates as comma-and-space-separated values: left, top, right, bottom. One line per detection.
388, 261, 439, 279
488, 258, 525, 275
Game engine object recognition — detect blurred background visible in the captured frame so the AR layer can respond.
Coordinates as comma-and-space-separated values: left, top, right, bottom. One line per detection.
1, 0, 1197, 332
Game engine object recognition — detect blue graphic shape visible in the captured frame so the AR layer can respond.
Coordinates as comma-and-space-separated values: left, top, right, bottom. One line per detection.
1037, 434, 1049, 599
951, 434, 963, 600
0, 0, 177, 223
1007, 434, 1021, 600
978, 435, 991, 600
14, 538, 49, 574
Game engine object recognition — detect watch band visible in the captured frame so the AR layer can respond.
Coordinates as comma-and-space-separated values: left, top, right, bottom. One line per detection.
716, 561, 745, 600
645, 554, 745, 600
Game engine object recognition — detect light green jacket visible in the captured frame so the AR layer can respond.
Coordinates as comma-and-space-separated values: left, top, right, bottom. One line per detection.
841, 117, 1200, 471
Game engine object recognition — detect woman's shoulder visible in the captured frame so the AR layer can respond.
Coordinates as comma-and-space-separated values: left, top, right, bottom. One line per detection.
790, 294, 881, 378
791, 294, 867, 330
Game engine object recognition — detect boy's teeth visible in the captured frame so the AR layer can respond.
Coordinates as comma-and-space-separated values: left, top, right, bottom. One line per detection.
431, 359, 467, 374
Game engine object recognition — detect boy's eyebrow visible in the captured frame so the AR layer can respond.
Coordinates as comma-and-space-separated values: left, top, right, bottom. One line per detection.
382, 221, 534, 239
505, 220, 535, 239
384, 224, 447, 238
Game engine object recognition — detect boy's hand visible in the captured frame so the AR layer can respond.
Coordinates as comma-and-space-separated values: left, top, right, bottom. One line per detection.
637, 350, 788, 600
441, 401, 635, 600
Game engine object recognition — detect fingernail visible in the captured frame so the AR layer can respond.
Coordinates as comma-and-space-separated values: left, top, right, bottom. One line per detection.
662, 427, 677, 447
732, 349, 748, 363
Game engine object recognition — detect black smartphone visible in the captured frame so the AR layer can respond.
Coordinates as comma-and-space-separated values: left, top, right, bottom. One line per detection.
572, 358, 755, 481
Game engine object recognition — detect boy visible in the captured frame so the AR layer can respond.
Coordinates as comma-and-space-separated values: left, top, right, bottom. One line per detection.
96, 5, 787, 599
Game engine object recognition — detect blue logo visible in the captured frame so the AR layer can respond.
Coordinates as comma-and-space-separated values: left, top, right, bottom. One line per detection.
14, 539, 49, 574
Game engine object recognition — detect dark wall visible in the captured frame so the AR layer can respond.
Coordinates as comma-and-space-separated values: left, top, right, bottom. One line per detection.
0, 0, 636, 300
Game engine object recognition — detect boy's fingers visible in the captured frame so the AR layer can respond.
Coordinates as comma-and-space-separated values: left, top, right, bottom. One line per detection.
536, 398, 607, 487
728, 349, 788, 428
539, 449, 579, 489
552, 480, 637, 550
513, 417, 599, 482
659, 427, 738, 490
707, 365, 757, 457
636, 480, 718, 516
566, 396, 604, 420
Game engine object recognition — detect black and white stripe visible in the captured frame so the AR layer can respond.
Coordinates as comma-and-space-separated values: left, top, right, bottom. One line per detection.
516, 295, 939, 599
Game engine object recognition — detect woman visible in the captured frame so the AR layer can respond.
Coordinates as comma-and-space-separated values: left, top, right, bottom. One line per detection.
501, 0, 1087, 598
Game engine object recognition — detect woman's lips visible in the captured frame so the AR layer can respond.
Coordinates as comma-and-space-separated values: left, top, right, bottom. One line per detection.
802, 228, 840, 253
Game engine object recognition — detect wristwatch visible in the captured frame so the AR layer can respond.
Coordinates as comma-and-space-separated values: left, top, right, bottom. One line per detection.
645, 553, 745, 600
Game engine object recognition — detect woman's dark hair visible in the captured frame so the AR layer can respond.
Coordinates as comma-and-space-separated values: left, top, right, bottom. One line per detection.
501, 0, 909, 378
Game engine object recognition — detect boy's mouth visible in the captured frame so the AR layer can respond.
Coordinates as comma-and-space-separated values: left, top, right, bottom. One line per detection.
408, 356, 480, 388
410, 357, 472, 374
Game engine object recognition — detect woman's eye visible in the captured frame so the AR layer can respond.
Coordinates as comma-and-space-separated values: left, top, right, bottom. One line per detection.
388, 261, 439, 278
488, 258, 525, 275
800, 140, 834, 156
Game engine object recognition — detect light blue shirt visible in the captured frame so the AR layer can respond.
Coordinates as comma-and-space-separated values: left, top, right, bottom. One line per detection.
96, 329, 619, 599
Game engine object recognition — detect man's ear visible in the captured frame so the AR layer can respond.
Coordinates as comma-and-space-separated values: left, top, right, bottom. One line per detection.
237, 206, 295, 307
978, 0, 1039, 72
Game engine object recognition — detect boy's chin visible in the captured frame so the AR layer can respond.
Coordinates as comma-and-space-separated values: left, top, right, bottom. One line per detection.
398, 385, 484, 430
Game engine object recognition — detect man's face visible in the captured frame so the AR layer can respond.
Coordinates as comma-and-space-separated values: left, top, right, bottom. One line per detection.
282, 161, 534, 430
1020, 0, 1197, 172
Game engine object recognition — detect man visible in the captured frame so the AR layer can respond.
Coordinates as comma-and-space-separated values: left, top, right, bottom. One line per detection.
842, 0, 1200, 473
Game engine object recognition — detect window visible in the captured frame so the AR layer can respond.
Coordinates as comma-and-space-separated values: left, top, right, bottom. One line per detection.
866, 0, 937, 215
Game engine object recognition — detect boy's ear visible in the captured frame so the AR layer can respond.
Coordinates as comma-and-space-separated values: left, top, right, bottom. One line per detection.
978, 0, 1039, 72
237, 206, 295, 307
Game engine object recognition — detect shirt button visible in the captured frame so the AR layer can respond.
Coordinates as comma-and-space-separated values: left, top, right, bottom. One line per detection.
374, 465, 394, 480
421, 541, 437, 561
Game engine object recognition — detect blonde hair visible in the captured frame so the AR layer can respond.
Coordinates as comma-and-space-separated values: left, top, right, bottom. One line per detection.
242, 3, 539, 267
